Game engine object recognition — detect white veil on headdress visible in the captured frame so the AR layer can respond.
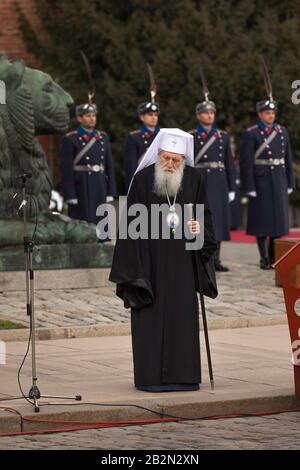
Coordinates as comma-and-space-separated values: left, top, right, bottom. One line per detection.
128, 128, 194, 194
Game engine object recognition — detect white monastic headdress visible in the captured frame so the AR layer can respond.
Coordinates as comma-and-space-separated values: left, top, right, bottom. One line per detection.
128, 128, 194, 193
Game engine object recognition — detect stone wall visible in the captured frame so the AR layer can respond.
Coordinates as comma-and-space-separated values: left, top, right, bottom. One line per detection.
0, 0, 39, 66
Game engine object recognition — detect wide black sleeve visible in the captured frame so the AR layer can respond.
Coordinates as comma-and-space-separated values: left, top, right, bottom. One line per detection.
195, 176, 218, 299
109, 177, 154, 309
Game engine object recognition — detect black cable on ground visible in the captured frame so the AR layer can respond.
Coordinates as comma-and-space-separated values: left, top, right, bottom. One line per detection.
17, 324, 34, 408
38, 401, 300, 421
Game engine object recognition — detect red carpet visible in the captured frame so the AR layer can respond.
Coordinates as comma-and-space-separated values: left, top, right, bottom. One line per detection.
229, 230, 300, 243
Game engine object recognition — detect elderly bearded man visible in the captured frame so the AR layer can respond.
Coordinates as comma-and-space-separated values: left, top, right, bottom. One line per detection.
109, 129, 218, 392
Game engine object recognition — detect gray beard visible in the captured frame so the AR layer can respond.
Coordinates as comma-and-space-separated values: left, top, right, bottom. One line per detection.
154, 161, 185, 198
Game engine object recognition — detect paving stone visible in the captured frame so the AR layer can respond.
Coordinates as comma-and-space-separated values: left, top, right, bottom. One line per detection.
0, 262, 286, 329
0, 413, 299, 449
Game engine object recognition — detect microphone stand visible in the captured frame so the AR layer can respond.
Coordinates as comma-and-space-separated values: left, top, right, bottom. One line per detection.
19, 174, 82, 412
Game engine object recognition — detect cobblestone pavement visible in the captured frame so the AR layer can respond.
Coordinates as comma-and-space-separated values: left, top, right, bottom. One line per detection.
0, 412, 299, 450
0, 262, 285, 328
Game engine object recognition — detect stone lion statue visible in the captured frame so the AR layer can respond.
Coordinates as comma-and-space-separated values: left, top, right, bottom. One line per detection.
0, 55, 97, 245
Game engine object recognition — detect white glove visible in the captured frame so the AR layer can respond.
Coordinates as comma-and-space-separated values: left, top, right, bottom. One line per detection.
66, 198, 78, 205
228, 192, 235, 203
247, 191, 257, 198
106, 196, 114, 203
50, 190, 64, 211
288, 188, 293, 195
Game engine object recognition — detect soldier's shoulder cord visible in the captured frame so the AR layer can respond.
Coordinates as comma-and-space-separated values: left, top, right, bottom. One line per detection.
246, 124, 258, 132
188, 129, 196, 134
99, 130, 108, 137
65, 130, 78, 137
214, 129, 226, 138
129, 129, 141, 136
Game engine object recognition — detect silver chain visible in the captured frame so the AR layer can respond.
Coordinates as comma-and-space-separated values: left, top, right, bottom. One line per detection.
165, 187, 178, 211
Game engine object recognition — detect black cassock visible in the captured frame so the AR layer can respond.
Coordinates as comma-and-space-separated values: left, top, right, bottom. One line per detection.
109, 164, 218, 389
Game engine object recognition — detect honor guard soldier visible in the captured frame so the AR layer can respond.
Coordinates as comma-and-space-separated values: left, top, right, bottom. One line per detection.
189, 69, 236, 271
240, 58, 295, 269
60, 102, 117, 226
60, 52, 117, 229
123, 64, 160, 191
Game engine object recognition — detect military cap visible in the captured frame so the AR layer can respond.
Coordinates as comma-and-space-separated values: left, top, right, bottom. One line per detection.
256, 99, 278, 113
195, 100, 216, 114
75, 103, 98, 116
137, 101, 160, 116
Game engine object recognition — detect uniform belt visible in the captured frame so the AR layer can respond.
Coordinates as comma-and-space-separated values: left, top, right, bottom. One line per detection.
254, 158, 285, 166
74, 164, 104, 173
196, 161, 225, 169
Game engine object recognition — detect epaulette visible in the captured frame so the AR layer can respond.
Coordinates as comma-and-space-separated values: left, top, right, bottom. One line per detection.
99, 130, 108, 137
188, 129, 196, 134
219, 129, 228, 135
65, 130, 78, 137
246, 124, 258, 132
130, 130, 141, 135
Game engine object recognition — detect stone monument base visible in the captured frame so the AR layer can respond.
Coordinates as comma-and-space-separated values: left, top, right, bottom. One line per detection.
0, 243, 114, 291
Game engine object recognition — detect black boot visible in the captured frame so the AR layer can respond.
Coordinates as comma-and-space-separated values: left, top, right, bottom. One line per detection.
256, 236, 271, 269
268, 237, 277, 265
214, 242, 229, 272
